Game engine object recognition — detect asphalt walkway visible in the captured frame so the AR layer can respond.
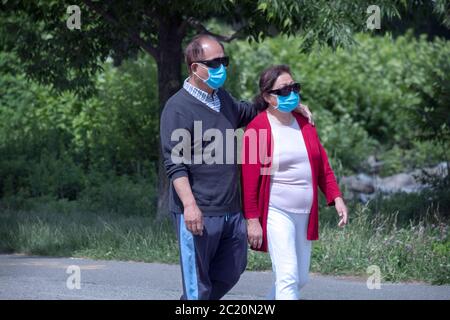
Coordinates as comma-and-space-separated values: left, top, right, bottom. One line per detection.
1, 254, 449, 300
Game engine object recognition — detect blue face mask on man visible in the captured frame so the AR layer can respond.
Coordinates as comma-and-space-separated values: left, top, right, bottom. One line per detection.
194, 63, 227, 90
271, 91, 300, 113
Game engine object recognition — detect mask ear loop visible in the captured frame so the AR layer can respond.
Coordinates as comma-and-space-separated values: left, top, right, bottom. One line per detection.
191, 63, 210, 82
270, 93, 279, 109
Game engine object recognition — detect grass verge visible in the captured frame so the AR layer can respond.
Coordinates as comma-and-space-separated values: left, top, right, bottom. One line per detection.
0, 200, 448, 284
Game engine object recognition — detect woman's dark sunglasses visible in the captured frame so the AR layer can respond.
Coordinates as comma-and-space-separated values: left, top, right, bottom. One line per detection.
268, 82, 301, 96
194, 56, 230, 69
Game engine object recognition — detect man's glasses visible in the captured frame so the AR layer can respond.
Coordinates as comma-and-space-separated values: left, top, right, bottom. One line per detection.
193, 56, 230, 69
268, 82, 301, 97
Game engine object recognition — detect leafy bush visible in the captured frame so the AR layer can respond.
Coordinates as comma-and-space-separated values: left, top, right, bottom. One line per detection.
402, 36, 450, 145
0, 51, 159, 178
0, 171, 157, 217
79, 172, 156, 216
0, 51, 159, 209
225, 33, 450, 173
1, 33, 449, 220
379, 140, 446, 177
71, 55, 160, 175
27, 152, 85, 200
0, 157, 29, 198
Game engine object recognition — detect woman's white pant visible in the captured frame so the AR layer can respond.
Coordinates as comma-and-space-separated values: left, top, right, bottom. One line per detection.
266, 206, 312, 300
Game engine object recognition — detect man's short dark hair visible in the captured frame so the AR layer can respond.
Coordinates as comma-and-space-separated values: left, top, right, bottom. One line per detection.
185, 34, 225, 74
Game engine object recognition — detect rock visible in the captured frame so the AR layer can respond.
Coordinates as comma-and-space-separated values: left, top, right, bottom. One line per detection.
378, 173, 416, 193
366, 155, 384, 174
341, 174, 375, 194
340, 162, 448, 202
412, 162, 449, 181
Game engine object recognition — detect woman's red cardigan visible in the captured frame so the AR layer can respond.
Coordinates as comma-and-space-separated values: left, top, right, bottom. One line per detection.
241, 111, 342, 252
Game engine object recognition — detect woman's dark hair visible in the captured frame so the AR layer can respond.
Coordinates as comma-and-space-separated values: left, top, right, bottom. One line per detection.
253, 64, 292, 111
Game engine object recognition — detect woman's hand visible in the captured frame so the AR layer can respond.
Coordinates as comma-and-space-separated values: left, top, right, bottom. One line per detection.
296, 103, 314, 126
247, 218, 263, 249
334, 197, 348, 227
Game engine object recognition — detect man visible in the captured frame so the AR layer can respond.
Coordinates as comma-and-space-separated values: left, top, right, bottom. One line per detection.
160, 34, 313, 300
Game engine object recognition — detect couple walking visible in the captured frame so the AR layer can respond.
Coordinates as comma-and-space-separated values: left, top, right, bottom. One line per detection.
160, 34, 348, 300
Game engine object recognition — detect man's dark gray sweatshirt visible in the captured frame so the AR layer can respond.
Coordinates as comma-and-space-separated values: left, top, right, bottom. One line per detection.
160, 87, 258, 216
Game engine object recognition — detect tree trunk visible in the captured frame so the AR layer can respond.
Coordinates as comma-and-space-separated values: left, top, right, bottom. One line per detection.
155, 16, 184, 221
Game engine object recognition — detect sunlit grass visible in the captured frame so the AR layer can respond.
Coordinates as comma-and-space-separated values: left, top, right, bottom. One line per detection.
0, 201, 448, 284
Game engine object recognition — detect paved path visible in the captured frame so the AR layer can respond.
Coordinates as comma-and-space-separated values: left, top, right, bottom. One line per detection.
0, 254, 449, 300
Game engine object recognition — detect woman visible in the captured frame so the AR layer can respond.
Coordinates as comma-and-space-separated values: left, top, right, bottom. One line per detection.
241, 65, 348, 300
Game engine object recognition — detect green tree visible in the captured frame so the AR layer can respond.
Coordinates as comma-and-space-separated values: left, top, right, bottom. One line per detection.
1, 0, 448, 218
405, 36, 450, 191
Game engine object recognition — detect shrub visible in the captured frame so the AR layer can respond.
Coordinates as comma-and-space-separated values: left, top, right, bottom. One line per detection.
225, 33, 450, 173
79, 172, 156, 216
27, 152, 85, 200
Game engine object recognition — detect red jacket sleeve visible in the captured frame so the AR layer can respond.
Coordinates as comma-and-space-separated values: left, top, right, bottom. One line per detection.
241, 124, 262, 219
315, 128, 342, 206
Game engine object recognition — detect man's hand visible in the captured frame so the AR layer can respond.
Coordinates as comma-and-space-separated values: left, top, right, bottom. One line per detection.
173, 176, 203, 236
184, 202, 204, 236
334, 197, 348, 227
296, 103, 314, 126
247, 218, 263, 249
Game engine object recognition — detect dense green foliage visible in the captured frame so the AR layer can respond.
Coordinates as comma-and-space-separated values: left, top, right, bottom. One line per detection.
1, 32, 449, 284
226, 33, 450, 174
3, 0, 447, 214
0, 52, 159, 206
1, 1, 449, 287
0, 0, 405, 96
1, 33, 449, 213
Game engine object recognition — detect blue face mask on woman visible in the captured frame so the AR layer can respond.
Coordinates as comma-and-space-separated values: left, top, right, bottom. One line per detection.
194, 64, 227, 90
271, 91, 300, 113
